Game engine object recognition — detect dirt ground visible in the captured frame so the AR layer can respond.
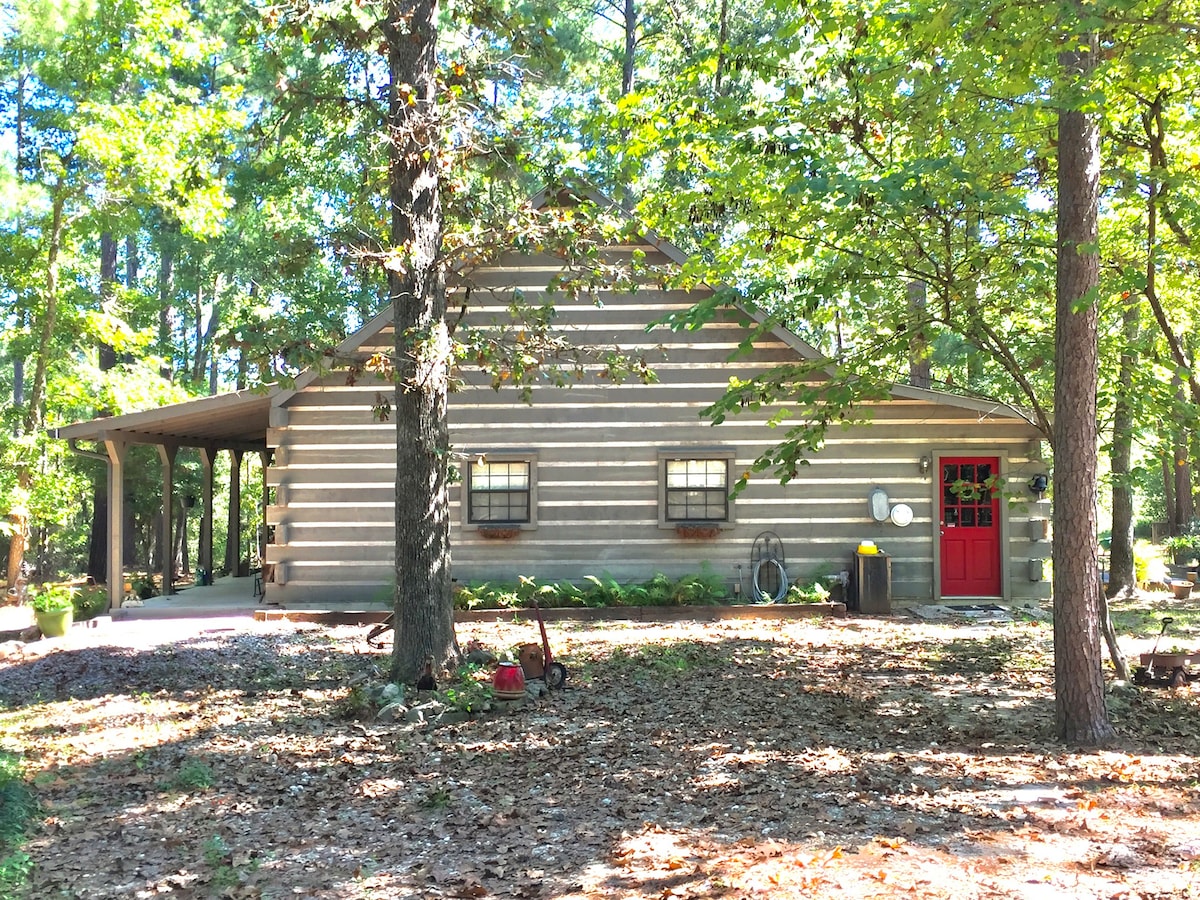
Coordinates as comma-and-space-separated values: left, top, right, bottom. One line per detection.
1, 610, 1199, 899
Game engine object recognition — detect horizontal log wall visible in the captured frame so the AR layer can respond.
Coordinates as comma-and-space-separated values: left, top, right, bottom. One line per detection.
265, 244, 1048, 606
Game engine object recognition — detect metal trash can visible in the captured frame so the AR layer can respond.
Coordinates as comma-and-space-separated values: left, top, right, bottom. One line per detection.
853, 551, 892, 615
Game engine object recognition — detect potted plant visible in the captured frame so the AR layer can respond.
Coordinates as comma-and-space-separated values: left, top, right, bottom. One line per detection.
130, 574, 158, 599
30, 584, 77, 638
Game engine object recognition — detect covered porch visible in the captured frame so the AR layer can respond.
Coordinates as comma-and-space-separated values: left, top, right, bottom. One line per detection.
53, 389, 280, 613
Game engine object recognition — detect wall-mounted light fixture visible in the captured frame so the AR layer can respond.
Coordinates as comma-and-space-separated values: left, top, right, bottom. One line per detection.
869, 486, 890, 522
1029, 473, 1049, 498
919, 455, 931, 475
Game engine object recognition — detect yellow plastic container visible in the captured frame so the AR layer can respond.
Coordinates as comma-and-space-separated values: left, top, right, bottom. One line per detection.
857, 541, 878, 555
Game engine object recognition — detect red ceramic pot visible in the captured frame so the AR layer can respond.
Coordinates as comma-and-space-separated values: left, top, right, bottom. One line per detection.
492, 661, 526, 700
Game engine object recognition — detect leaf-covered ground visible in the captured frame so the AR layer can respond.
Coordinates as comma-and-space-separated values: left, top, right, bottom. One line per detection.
2, 610, 1199, 899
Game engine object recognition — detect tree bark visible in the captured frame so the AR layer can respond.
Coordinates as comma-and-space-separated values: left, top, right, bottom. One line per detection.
158, 224, 176, 380
622, 0, 637, 97
1106, 294, 1138, 600
713, 0, 728, 94
1175, 413, 1193, 529
1052, 25, 1114, 746
1163, 450, 1177, 535
384, 0, 457, 683
192, 273, 225, 386
907, 280, 930, 389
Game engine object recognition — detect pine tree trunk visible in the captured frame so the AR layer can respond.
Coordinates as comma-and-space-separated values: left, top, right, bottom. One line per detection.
385, 0, 458, 683
1052, 24, 1114, 746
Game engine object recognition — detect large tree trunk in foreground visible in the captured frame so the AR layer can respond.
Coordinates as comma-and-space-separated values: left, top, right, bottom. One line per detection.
1052, 26, 1115, 747
385, 0, 457, 684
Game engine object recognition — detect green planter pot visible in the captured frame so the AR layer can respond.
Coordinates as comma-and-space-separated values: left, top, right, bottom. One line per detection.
35, 608, 74, 638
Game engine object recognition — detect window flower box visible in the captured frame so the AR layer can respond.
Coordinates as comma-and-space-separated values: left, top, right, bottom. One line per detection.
675, 522, 721, 539
478, 525, 521, 540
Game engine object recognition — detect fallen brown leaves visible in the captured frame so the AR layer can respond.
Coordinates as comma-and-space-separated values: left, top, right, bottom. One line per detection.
1, 615, 1199, 899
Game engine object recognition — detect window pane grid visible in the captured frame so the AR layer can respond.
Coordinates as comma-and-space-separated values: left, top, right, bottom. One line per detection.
941, 461, 997, 530
665, 459, 729, 522
469, 461, 531, 524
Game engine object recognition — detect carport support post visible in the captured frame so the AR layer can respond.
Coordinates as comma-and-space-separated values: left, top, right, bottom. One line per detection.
199, 446, 216, 584
258, 450, 272, 565
104, 437, 128, 612
158, 443, 178, 596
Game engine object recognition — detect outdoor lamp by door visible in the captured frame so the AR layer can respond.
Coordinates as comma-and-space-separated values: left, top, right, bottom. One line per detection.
869, 487, 890, 523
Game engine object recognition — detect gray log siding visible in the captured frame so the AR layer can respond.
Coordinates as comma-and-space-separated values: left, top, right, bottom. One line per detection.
264, 245, 1048, 607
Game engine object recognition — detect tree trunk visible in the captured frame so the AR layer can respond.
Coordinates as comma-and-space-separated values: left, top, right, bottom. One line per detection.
190, 273, 224, 387
125, 234, 138, 287
713, 0, 728, 94
907, 280, 930, 389
622, 0, 637, 96
159, 225, 176, 380
1098, 589, 1129, 682
385, 0, 458, 683
1052, 24, 1114, 746
1163, 450, 1177, 535
1106, 298, 1139, 599
191, 281, 206, 383
174, 504, 189, 577
1175, 415, 1193, 529
11, 353, 22, 437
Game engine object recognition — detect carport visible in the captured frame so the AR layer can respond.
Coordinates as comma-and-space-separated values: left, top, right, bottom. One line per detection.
52, 388, 278, 612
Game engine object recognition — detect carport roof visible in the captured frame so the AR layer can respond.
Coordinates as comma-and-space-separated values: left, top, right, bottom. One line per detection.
52, 388, 276, 452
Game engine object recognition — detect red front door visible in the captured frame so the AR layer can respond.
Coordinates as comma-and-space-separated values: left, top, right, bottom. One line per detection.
939, 457, 1002, 597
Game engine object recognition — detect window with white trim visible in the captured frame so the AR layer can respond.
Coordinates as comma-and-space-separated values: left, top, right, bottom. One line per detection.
467, 458, 533, 525
660, 453, 734, 523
